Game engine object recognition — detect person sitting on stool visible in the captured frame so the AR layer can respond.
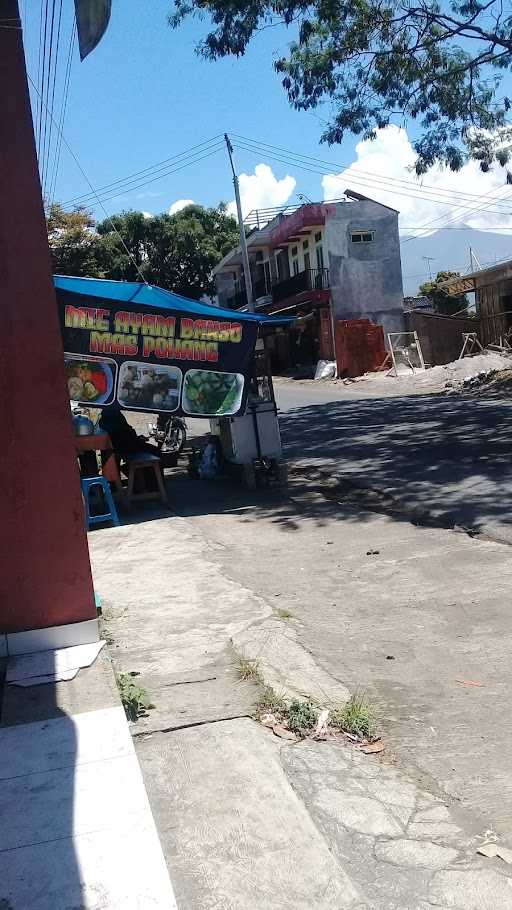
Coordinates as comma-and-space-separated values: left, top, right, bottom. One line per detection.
99, 407, 161, 490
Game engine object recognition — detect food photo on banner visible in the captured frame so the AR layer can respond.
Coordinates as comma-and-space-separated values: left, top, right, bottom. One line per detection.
55, 277, 262, 418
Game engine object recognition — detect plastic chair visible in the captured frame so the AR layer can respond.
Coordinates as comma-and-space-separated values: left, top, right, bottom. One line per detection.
81, 476, 120, 529
125, 453, 168, 506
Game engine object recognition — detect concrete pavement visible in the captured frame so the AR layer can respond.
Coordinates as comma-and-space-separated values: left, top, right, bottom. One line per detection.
275, 381, 512, 541
87, 469, 512, 908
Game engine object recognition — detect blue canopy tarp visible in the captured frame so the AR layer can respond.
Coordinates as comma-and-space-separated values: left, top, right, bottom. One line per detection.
54, 275, 293, 325
55, 275, 291, 417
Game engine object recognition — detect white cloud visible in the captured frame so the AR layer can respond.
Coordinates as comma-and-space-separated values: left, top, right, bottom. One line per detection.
321, 125, 512, 235
142, 211, 152, 220
169, 198, 195, 215
228, 163, 296, 219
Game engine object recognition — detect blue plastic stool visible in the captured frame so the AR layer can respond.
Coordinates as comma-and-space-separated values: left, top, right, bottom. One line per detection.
81, 476, 120, 529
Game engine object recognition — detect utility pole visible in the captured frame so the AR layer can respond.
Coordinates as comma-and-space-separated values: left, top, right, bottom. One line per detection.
469, 247, 482, 272
224, 134, 254, 312
422, 256, 435, 280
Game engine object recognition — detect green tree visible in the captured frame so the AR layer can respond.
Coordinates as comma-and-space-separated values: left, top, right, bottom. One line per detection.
96, 210, 151, 283
46, 202, 103, 277
169, 0, 512, 173
419, 271, 469, 315
96, 203, 239, 297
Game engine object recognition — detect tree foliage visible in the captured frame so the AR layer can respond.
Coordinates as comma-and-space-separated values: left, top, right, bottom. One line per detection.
47, 203, 103, 277
96, 203, 239, 297
419, 270, 469, 315
46, 202, 240, 298
169, 0, 512, 173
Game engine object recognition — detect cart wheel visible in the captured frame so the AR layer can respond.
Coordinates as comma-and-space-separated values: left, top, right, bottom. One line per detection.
242, 464, 257, 490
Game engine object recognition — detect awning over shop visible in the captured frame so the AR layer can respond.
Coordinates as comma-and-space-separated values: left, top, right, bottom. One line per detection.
54, 275, 292, 419
54, 275, 293, 325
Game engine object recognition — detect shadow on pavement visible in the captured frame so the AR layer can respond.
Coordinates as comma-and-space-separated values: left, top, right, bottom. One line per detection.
279, 392, 512, 533
87, 389, 512, 535
89, 463, 384, 533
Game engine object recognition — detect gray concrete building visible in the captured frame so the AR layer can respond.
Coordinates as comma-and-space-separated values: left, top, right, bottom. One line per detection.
214, 191, 405, 370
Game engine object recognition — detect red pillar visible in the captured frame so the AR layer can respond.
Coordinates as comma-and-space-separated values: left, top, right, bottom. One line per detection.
0, 0, 96, 634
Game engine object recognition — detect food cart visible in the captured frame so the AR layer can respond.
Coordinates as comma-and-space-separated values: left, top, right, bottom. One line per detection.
55, 276, 292, 486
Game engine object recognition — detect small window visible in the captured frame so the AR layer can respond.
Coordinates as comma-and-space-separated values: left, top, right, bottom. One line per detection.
292, 259, 300, 276
351, 231, 375, 244
291, 245, 298, 256
302, 239, 309, 250
314, 231, 322, 243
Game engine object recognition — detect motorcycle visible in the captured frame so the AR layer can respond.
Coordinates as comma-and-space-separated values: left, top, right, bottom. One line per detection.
148, 414, 187, 455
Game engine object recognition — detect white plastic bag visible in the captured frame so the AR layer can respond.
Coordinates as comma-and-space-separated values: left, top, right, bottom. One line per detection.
314, 360, 336, 380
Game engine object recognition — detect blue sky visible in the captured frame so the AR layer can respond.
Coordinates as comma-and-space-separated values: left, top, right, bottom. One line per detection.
22, 0, 353, 215
21, 0, 512, 240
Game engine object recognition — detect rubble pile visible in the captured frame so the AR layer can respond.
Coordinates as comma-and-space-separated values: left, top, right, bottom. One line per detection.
457, 367, 512, 396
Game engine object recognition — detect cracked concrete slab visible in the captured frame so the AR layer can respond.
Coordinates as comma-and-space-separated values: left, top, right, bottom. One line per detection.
280, 739, 512, 909
136, 718, 366, 909
429, 868, 512, 909
90, 519, 269, 736
232, 617, 350, 705
374, 839, 459, 869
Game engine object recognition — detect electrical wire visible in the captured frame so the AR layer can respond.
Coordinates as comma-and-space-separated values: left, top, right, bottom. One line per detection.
63, 135, 224, 207
48, 21, 75, 205
40, 0, 57, 197
81, 144, 225, 207
43, 0, 63, 198
233, 138, 512, 218
37, 0, 49, 165
28, 72, 151, 285
401, 184, 512, 243
232, 134, 512, 242
27, 74, 226, 286
232, 133, 512, 213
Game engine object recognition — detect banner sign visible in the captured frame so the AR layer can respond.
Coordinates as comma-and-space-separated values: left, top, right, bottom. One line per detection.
57, 293, 258, 418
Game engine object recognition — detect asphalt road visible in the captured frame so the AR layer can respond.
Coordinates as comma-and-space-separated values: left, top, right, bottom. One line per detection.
275, 381, 512, 539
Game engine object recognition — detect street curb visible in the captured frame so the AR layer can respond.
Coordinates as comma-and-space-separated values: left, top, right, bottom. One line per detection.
286, 461, 512, 546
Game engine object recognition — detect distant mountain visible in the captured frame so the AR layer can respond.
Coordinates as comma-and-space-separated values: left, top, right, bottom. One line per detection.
400, 225, 512, 296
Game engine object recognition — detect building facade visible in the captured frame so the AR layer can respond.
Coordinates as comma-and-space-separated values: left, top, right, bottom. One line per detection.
214, 192, 405, 371
443, 259, 512, 346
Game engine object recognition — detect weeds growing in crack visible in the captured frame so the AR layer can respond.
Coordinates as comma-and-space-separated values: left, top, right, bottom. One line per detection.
255, 686, 287, 719
234, 646, 379, 744
117, 672, 154, 722
331, 693, 377, 740
286, 700, 319, 736
236, 656, 263, 684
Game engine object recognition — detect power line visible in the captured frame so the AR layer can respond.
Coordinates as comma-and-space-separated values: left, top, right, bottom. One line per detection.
233, 139, 512, 219
48, 21, 75, 205
40, 0, 57, 197
87, 144, 225, 207
231, 133, 512, 240
37, 0, 49, 165
232, 133, 512, 213
43, 0, 63, 198
35, 0, 44, 149
401, 183, 512, 243
63, 135, 224, 208
27, 72, 150, 286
